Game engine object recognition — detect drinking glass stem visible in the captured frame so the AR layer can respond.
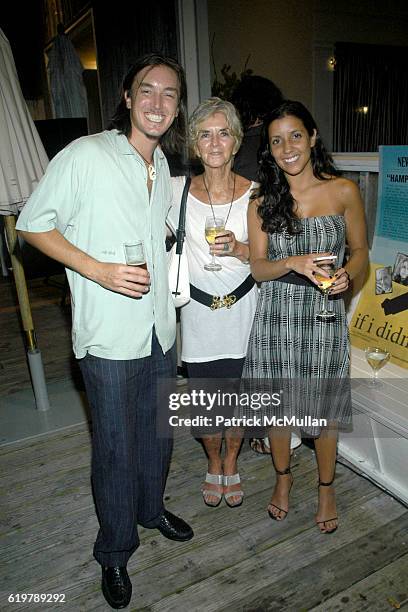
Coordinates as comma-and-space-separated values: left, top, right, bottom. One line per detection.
370, 369, 379, 385
322, 292, 329, 313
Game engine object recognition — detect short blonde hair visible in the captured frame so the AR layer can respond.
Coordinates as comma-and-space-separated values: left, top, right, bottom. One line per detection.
188, 97, 243, 158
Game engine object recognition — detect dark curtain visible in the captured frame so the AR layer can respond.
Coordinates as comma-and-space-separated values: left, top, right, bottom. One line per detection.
93, 0, 178, 128
333, 42, 408, 152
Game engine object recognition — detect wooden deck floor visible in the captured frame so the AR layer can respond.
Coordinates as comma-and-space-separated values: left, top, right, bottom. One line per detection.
1, 423, 408, 611
1, 275, 408, 611
0, 274, 82, 397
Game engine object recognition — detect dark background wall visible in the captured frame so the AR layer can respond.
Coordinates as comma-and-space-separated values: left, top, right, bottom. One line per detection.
1, 1, 46, 100
93, 0, 179, 127
1, 0, 179, 128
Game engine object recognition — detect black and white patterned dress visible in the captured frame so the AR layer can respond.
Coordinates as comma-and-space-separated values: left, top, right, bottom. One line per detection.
243, 215, 351, 435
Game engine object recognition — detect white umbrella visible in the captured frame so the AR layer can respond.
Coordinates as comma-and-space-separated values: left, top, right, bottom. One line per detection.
0, 28, 50, 411
0, 29, 48, 214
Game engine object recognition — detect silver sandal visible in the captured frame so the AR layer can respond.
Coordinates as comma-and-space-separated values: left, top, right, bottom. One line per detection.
223, 473, 244, 507
201, 473, 223, 507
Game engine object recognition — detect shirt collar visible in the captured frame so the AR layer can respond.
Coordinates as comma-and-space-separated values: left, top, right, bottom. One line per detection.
113, 130, 165, 164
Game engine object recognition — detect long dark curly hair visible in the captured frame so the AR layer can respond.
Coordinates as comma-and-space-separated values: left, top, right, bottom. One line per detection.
254, 100, 341, 235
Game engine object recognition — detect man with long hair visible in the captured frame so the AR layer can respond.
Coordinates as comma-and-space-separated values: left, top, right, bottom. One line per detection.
17, 53, 193, 609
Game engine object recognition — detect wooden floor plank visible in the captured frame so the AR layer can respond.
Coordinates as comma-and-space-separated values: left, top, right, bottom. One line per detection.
0, 276, 79, 397
0, 479, 393, 611
0, 434, 91, 488
221, 518, 408, 611
1, 429, 405, 612
310, 555, 408, 611
0, 425, 90, 460
145, 496, 407, 612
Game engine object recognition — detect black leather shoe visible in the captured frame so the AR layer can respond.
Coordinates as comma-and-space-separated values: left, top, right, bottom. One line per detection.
101, 566, 132, 609
157, 510, 194, 541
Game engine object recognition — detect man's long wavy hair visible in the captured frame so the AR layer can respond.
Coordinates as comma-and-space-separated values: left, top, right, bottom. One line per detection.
254, 100, 341, 235
109, 53, 187, 155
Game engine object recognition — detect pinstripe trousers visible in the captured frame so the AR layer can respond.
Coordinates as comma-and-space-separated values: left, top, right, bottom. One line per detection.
79, 331, 176, 567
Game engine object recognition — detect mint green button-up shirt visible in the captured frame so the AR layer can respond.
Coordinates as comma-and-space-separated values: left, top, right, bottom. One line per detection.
16, 130, 176, 359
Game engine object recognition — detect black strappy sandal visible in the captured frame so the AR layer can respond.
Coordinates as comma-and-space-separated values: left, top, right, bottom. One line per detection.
316, 478, 338, 534
267, 466, 293, 521
250, 437, 271, 455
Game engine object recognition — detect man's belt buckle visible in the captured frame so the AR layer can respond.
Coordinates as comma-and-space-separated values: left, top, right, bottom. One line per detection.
210, 294, 237, 310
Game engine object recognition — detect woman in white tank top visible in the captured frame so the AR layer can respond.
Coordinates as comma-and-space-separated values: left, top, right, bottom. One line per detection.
167, 98, 258, 508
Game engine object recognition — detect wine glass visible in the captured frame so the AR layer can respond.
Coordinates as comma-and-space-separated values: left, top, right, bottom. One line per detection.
123, 241, 147, 269
365, 346, 390, 385
204, 216, 225, 271
315, 255, 337, 321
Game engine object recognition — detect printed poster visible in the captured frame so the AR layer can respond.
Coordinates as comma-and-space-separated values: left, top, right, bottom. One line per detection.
371, 145, 408, 265
350, 145, 408, 369
350, 263, 408, 369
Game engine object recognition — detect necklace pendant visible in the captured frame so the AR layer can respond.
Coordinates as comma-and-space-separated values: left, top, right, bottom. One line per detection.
148, 164, 156, 181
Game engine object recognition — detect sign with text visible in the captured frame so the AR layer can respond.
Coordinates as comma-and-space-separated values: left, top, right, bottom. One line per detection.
350, 263, 408, 369
371, 145, 408, 265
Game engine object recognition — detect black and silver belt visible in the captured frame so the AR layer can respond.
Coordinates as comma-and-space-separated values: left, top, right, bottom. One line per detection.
190, 275, 255, 310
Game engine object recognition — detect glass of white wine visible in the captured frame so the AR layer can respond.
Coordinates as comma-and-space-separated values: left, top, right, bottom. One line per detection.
365, 346, 390, 385
204, 216, 225, 271
315, 255, 337, 321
